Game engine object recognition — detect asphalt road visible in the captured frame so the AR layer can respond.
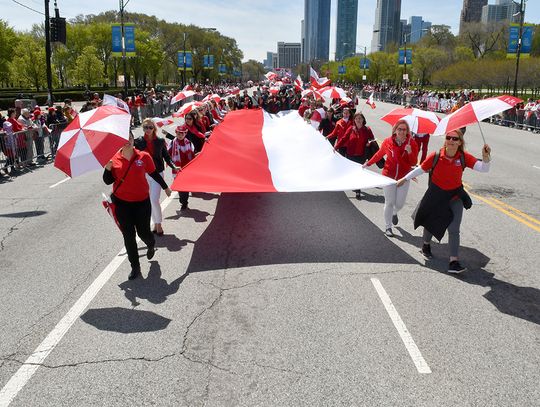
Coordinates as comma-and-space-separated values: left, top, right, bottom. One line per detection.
0, 100, 539, 406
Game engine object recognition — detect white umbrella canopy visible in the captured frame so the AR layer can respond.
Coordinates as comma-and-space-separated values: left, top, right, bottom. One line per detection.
54, 105, 131, 178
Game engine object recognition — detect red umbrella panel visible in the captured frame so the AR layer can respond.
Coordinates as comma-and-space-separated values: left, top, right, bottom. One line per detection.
54, 105, 131, 177
434, 95, 522, 136
170, 90, 196, 105
318, 86, 348, 100
172, 101, 204, 118
380, 108, 440, 134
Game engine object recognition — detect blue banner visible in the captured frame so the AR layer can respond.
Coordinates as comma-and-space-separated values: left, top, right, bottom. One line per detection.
338, 66, 346, 74
112, 25, 122, 57
233, 68, 241, 77
218, 64, 227, 74
508, 24, 534, 56
203, 55, 215, 69
359, 57, 370, 70
398, 49, 413, 65
177, 51, 193, 70
124, 24, 136, 57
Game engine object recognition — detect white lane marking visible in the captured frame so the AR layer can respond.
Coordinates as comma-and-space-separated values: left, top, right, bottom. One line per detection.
0, 193, 177, 407
371, 278, 432, 374
533, 166, 540, 170
49, 177, 70, 188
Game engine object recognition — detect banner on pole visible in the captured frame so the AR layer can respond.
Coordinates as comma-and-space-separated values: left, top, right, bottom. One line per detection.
507, 24, 534, 58
177, 51, 193, 70
112, 25, 122, 57
359, 57, 370, 70
124, 24, 136, 57
218, 63, 227, 75
398, 48, 412, 65
338, 66, 346, 75
203, 55, 215, 69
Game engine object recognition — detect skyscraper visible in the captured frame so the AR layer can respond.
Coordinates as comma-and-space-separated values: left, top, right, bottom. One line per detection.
335, 0, 359, 61
277, 42, 302, 69
371, 0, 402, 52
304, 0, 331, 62
459, 0, 488, 34
481, 0, 521, 24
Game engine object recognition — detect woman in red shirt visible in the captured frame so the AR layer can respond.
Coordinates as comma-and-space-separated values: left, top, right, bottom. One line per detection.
103, 133, 172, 280
397, 130, 491, 273
335, 112, 376, 200
364, 119, 419, 237
326, 107, 352, 155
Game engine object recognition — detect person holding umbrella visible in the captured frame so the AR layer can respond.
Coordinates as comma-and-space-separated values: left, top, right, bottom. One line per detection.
135, 118, 177, 236
396, 130, 491, 273
104, 132, 172, 280
363, 120, 418, 237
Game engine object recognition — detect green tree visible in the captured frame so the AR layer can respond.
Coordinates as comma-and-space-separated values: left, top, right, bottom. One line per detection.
531, 25, 540, 57
10, 34, 48, 91
0, 20, 17, 86
411, 47, 449, 85
70, 45, 104, 86
241, 60, 265, 81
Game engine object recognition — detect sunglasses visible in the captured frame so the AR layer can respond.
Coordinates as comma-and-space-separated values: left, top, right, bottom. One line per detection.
446, 136, 460, 141
143, 125, 154, 130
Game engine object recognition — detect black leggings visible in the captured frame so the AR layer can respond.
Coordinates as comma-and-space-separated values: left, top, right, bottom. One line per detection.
114, 197, 155, 269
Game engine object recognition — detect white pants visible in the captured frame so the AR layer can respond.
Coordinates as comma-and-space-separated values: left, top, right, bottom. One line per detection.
383, 181, 410, 229
146, 172, 163, 224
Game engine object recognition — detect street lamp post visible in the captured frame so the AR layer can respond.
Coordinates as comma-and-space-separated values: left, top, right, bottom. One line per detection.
402, 28, 428, 86
182, 32, 188, 89
44, 0, 54, 105
119, 0, 130, 96
513, 0, 526, 97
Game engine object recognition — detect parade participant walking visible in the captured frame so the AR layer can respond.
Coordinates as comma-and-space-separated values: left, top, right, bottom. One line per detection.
135, 118, 177, 236
326, 107, 352, 153
184, 112, 208, 153
103, 133, 172, 280
397, 130, 491, 273
413, 132, 430, 163
364, 120, 418, 237
318, 107, 336, 139
168, 124, 195, 210
334, 112, 376, 200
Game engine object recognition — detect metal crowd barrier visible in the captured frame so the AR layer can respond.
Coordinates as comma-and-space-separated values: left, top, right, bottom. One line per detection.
1, 122, 68, 175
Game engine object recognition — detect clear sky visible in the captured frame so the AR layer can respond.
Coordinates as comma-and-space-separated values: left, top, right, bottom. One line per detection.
4, 0, 540, 61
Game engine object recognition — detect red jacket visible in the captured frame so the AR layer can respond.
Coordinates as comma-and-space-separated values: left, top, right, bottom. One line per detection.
335, 125, 374, 156
367, 134, 419, 180
327, 118, 352, 142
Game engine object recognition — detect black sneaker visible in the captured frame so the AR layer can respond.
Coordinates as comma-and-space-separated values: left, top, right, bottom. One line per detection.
385, 228, 394, 237
392, 214, 399, 225
128, 266, 141, 280
448, 261, 467, 274
146, 244, 155, 260
181, 203, 188, 211
421, 244, 433, 259
355, 191, 361, 200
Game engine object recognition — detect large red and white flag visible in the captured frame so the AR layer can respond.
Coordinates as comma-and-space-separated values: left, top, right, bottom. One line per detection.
171, 90, 196, 105
310, 67, 331, 89
294, 75, 303, 92
171, 110, 394, 193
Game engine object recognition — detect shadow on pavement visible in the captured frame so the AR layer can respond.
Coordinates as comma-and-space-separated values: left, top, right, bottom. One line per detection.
395, 226, 540, 326
0, 210, 47, 218
119, 261, 189, 307
165, 208, 211, 223
185, 192, 416, 274
80, 306, 171, 333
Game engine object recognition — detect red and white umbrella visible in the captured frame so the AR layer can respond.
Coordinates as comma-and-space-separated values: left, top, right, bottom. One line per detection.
434, 95, 522, 136
171, 90, 196, 105
381, 108, 440, 134
301, 89, 323, 100
152, 117, 175, 127
172, 101, 204, 118
269, 86, 281, 95
54, 105, 131, 177
202, 93, 221, 103
319, 86, 348, 100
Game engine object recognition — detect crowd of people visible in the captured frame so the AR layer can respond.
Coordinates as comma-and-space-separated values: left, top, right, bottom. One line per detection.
1, 79, 495, 279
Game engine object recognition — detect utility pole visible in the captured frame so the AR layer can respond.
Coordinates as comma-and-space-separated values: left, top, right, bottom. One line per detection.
119, 0, 129, 96
182, 32, 187, 89
513, 0, 526, 97
44, 0, 53, 105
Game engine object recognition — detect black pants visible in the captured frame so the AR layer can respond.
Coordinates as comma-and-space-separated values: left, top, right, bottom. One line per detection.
178, 191, 189, 205
114, 197, 155, 269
